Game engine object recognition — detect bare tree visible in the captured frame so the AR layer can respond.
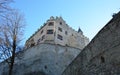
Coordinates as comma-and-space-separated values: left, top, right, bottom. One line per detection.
0, 0, 13, 28
0, 0, 13, 13
0, 10, 25, 75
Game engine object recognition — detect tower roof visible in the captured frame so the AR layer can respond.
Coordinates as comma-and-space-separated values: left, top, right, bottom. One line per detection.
78, 27, 83, 33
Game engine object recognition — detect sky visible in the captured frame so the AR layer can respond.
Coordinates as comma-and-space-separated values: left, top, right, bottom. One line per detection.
11, 0, 120, 45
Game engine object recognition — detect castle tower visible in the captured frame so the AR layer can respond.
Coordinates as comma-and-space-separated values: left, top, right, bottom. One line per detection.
25, 16, 89, 49
78, 27, 83, 34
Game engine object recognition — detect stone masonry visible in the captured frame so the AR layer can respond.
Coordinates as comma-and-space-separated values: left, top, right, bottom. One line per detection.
62, 11, 120, 75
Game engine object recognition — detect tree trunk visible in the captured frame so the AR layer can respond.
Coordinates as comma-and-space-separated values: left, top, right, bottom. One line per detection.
8, 38, 16, 75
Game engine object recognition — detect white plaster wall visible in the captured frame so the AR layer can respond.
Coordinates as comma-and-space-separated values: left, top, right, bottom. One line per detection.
0, 43, 81, 75
54, 18, 89, 49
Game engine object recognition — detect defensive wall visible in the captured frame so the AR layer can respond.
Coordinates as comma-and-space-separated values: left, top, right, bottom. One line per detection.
62, 12, 120, 75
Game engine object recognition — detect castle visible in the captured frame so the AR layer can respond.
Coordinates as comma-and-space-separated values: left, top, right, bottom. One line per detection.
0, 16, 89, 75
1, 12, 120, 75
25, 16, 89, 49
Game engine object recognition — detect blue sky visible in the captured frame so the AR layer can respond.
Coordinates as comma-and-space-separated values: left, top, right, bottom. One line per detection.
11, 0, 120, 45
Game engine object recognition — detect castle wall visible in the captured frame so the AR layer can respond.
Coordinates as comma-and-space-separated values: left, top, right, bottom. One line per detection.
62, 12, 120, 75
0, 43, 81, 75
54, 17, 89, 49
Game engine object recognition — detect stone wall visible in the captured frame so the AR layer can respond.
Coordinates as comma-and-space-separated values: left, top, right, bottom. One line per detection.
0, 43, 80, 75
62, 12, 120, 75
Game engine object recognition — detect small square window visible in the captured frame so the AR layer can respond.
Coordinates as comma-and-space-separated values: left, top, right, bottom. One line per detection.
72, 34, 73, 36
58, 27, 62, 32
41, 30, 43, 34
42, 35, 45, 40
65, 31, 67, 35
47, 30, 53, 34
37, 38, 41, 44
60, 22, 62, 25
48, 22, 54, 26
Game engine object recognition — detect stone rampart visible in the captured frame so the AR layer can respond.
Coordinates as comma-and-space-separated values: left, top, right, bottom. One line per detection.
62, 12, 120, 75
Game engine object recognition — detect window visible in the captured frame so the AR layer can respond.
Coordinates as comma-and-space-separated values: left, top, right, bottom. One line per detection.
30, 39, 35, 47
47, 30, 53, 34
48, 22, 54, 26
65, 31, 67, 35
44, 65, 47, 69
57, 34, 63, 40
37, 38, 41, 44
30, 43, 35, 47
41, 30, 43, 34
60, 22, 62, 25
58, 27, 62, 32
72, 34, 73, 36
101, 56, 105, 63
42, 35, 45, 40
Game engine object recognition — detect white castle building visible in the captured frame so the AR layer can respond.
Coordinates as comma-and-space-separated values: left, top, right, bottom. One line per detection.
25, 16, 89, 49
